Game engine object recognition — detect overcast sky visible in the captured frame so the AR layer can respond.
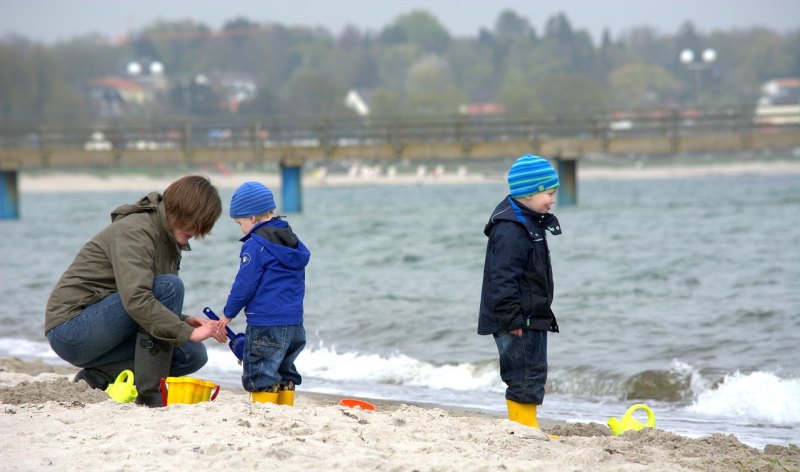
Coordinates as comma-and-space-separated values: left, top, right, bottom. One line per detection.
2, 0, 798, 44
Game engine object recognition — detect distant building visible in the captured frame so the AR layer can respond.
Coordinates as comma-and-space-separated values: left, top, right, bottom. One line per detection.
213, 73, 257, 113
88, 76, 154, 118
755, 78, 800, 125
458, 102, 507, 116
758, 78, 800, 105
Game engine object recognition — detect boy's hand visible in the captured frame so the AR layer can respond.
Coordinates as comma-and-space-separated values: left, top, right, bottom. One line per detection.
510, 328, 523, 337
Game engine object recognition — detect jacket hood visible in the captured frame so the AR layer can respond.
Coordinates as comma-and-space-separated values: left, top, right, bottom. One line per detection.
484, 196, 562, 237
110, 192, 161, 222
110, 192, 188, 250
246, 219, 310, 270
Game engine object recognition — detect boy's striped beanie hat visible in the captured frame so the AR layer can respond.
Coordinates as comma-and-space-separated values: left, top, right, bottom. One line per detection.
230, 181, 276, 218
507, 154, 560, 198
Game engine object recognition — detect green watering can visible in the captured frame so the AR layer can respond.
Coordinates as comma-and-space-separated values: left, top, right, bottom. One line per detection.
607, 404, 656, 436
105, 370, 138, 403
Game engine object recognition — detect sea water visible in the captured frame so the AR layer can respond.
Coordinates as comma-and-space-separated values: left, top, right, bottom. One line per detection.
1, 172, 799, 448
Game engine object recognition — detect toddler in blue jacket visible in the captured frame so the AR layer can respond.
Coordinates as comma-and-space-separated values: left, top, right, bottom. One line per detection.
478, 154, 561, 433
218, 181, 311, 405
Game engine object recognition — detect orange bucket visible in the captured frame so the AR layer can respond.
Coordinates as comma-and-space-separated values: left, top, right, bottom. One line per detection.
160, 376, 220, 406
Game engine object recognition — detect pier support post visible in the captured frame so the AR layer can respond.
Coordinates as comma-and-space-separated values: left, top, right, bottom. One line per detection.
554, 156, 578, 207
0, 169, 20, 219
281, 159, 303, 213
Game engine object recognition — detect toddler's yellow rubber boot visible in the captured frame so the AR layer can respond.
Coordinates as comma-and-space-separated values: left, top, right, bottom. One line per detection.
277, 382, 295, 406
251, 391, 279, 404
506, 399, 559, 440
507, 399, 540, 428
277, 389, 294, 406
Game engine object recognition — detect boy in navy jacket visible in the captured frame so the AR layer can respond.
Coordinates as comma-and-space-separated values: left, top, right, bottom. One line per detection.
218, 181, 310, 405
478, 154, 561, 433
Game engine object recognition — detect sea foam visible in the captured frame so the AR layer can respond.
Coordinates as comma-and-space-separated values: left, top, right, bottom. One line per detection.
688, 371, 800, 424
296, 345, 502, 391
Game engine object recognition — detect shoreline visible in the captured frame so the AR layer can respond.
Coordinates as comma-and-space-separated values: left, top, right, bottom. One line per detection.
1, 357, 798, 471
17, 158, 800, 193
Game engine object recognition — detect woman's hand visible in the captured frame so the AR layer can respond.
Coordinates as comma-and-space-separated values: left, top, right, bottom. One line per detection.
184, 315, 208, 328
187, 317, 227, 343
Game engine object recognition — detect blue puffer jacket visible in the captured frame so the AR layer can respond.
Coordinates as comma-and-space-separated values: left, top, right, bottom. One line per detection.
223, 219, 310, 326
478, 196, 561, 335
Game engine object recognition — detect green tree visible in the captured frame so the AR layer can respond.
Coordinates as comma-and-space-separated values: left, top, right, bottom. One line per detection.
0, 41, 36, 118
0, 41, 86, 120
284, 68, 346, 115
384, 10, 451, 54
238, 84, 284, 116
168, 79, 221, 116
369, 88, 404, 115
608, 63, 678, 108
405, 55, 466, 112
533, 74, 608, 112
498, 68, 537, 113
489, 10, 537, 70
447, 39, 496, 101
494, 10, 536, 44
376, 43, 420, 91
740, 32, 794, 83
222, 17, 261, 47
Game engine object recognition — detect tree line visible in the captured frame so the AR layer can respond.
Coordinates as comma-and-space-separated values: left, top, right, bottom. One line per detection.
1, 10, 798, 121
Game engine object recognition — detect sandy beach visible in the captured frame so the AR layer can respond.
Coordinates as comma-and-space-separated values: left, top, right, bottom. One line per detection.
0, 357, 797, 471
5, 157, 799, 470
17, 157, 800, 193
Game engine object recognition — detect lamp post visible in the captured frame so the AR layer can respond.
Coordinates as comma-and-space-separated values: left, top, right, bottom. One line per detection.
127, 60, 165, 77
679, 48, 716, 105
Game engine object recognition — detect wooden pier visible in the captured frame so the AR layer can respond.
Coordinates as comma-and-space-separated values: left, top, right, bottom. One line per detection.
2, 106, 799, 217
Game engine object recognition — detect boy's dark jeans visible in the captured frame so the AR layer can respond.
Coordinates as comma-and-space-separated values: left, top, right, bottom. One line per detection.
493, 329, 548, 405
243, 324, 305, 392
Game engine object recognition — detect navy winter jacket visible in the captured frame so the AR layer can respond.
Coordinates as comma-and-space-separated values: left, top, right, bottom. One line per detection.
478, 196, 561, 335
224, 219, 310, 326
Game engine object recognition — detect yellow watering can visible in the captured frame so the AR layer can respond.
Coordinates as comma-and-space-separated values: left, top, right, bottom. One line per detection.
105, 370, 138, 403
607, 404, 656, 436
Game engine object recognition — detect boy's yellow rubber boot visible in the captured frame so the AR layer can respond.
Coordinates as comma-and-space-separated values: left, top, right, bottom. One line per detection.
277, 389, 294, 406
277, 381, 295, 406
251, 391, 278, 404
506, 399, 559, 440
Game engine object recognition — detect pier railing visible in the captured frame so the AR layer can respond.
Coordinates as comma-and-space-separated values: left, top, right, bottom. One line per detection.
1, 106, 799, 169
2, 106, 799, 218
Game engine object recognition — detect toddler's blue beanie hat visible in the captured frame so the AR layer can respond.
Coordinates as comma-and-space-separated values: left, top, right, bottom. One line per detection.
230, 181, 276, 218
507, 154, 560, 198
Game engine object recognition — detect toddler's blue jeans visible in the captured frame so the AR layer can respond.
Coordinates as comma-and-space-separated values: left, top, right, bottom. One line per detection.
243, 324, 305, 392
46, 274, 207, 376
493, 328, 548, 405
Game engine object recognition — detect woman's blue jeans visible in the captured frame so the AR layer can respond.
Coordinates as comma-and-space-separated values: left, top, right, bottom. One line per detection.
493, 329, 548, 405
46, 274, 207, 376
243, 324, 305, 392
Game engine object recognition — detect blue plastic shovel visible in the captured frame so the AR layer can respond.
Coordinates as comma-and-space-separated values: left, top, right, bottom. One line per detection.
203, 307, 245, 361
